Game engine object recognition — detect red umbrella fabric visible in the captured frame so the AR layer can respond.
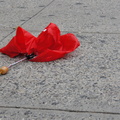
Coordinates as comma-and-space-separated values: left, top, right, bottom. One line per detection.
0, 23, 80, 62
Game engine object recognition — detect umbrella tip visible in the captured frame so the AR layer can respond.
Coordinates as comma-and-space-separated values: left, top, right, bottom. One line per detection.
0, 66, 9, 75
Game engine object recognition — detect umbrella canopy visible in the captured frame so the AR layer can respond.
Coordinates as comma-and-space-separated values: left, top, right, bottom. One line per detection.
0, 23, 80, 62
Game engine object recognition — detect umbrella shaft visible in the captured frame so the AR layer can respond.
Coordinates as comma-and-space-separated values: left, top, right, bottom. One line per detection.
8, 57, 27, 68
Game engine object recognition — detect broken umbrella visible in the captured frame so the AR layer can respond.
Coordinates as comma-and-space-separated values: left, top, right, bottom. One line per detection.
0, 23, 80, 75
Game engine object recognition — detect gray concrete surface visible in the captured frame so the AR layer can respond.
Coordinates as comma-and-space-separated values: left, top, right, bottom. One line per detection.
0, 0, 120, 120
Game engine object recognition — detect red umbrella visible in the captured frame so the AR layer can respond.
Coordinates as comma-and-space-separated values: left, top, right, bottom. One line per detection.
0, 23, 80, 74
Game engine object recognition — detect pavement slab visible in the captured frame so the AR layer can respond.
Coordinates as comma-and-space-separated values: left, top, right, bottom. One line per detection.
22, 0, 120, 33
0, 33, 120, 114
0, 0, 54, 40
0, 0, 120, 119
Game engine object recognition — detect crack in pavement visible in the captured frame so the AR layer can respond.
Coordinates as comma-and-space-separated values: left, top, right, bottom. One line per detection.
20, 0, 55, 26
0, 0, 55, 42
0, 106, 120, 115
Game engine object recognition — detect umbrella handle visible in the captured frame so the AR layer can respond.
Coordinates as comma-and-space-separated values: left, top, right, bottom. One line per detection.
0, 66, 9, 75
0, 57, 26, 75
0, 54, 35, 75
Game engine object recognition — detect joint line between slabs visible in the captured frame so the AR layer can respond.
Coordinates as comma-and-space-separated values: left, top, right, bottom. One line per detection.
0, 106, 120, 115
0, 30, 15, 42
0, 0, 55, 42
20, 0, 55, 26
62, 31, 120, 35
81, 31, 120, 34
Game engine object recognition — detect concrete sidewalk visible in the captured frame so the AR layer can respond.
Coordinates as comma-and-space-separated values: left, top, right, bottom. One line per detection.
0, 0, 120, 119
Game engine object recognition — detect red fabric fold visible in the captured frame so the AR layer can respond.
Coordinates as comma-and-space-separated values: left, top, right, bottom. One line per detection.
0, 27, 36, 57
0, 23, 80, 62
